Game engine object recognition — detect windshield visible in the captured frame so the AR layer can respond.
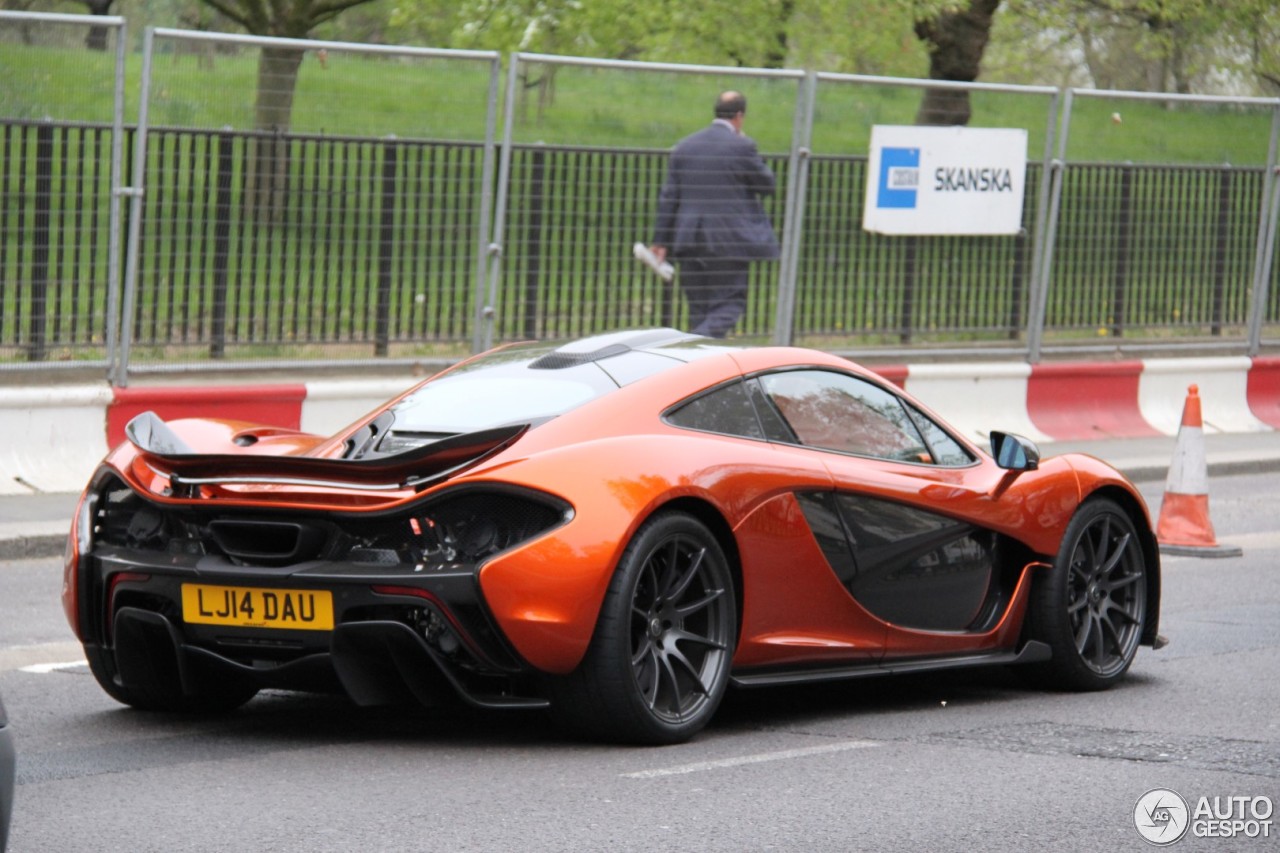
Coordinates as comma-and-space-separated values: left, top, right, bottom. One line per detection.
386, 343, 621, 435
392, 374, 603, 434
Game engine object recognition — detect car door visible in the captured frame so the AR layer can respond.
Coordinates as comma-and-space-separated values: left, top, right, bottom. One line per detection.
752, 368, 1019, 654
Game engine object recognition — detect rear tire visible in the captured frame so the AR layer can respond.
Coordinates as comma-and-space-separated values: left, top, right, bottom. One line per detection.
1023, 498, 1147, 691
548, 512, 736, 744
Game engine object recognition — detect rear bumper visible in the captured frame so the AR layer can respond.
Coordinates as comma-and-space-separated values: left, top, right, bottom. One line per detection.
86, 552, 548, 711
96, 607, 548, 711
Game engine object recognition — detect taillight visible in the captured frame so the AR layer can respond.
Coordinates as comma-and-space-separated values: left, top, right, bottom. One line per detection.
62, 490, 97, 639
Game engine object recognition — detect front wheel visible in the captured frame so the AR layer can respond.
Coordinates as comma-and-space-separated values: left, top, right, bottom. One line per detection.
548, 512, 737, 744
1024, 498, 1148, 691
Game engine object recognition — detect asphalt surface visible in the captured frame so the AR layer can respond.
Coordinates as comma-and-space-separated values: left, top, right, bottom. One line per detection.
2, 431, 1278, 562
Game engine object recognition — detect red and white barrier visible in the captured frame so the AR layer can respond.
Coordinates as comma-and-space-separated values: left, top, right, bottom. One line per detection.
1138, 357, 1270, 435
896, 356, 1278, 443
894, 362, 1051, 443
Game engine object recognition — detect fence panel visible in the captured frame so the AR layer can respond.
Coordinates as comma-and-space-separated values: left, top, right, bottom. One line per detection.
119, 29, 500, 376
485, 55, 805, 349
0, 11, 125, 371
791, 74, 1059, 355
1044, 91, 1280, 354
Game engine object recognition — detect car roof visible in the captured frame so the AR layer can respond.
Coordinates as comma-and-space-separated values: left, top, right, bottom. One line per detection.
382, 329, 744, 436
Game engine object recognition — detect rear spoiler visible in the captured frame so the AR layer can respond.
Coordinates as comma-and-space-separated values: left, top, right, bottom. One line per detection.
126, 411, 528, 492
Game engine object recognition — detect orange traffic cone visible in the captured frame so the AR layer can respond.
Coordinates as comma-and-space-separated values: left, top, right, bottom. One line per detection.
1155, 385, 1242, 558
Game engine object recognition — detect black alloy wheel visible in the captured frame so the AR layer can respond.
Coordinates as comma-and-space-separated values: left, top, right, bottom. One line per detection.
548, 511, 737, 744
1026, 498, 1148, 690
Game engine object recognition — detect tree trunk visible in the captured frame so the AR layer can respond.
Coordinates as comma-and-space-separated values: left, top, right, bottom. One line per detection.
248, 45, 306, 220
83, 0, 114, 52
913, 0, 1002, 126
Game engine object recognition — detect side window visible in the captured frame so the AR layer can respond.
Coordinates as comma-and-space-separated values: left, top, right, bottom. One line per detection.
758, 370, 931, 462
905, 402, 975, 466
666, 380, 764, 439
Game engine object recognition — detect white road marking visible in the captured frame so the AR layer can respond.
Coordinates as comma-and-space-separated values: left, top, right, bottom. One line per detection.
623, 739, 879, 779
19, 660, 86, 674
0, 640, 85, 672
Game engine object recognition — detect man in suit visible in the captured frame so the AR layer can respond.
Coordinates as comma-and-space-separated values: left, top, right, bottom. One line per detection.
650, 91, 780, 338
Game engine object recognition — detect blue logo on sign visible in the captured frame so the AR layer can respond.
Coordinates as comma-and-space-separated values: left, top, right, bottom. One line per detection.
877, 147, 920, 209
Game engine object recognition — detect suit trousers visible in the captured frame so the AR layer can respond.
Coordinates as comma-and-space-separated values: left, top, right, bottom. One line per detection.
677, 257, 750, 339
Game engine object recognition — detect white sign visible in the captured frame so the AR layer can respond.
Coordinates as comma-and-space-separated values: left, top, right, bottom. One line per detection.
862, 125, 1028, 236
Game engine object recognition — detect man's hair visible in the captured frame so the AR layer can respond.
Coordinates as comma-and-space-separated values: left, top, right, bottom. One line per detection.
714, 91, 747, 120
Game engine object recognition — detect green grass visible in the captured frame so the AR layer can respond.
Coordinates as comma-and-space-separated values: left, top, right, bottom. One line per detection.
4, 40, 1276, 164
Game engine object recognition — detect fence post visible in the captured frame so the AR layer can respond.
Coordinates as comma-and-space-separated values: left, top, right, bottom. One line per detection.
1028, 89, 1074, 362
211, 132, 234, 359
114, 26, 158, 388
1212, 166, 1232, 337
374, 137, 398, 357
29, 123, 53, 362
523, 146, 545, 340
105, 16, 127, 383
772, 71, 814, 347
1111, 164, 1134, 337
1023, 90, 1060, 355
1247, 104, 1280, 356
900, 235, 917, 344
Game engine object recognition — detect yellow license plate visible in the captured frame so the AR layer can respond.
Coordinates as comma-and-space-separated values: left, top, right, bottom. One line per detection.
181, 583, 334, 631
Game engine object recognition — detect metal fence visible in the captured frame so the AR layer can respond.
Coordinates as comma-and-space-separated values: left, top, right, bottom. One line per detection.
0, 10, 126, 369
2, 12, 1279, 384
117, 28, 501, 382
483, 54, 807, 352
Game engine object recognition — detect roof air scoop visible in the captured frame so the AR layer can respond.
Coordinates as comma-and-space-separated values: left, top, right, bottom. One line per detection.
529, 328, 698, 370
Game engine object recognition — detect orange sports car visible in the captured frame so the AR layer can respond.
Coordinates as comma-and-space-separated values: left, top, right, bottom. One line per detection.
63, 329, 1162, 744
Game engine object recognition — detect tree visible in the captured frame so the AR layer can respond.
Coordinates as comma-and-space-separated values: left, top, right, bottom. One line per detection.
992, 1, 1267, 95
197, 0, 382, 217
80, 0, 116, 51
913, 0, 1002, 125
199, 0, 381, 133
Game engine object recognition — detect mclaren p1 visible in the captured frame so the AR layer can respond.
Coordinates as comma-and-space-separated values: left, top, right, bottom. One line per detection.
63, 329, 1162, 744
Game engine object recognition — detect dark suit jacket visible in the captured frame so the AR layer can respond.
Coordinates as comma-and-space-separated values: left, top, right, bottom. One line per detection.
653, 122, 780, 262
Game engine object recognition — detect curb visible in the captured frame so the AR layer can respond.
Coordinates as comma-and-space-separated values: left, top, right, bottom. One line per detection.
0, 534, 67, 562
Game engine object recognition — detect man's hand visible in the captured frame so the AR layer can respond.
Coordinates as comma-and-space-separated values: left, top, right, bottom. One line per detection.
651, 246, 667, 263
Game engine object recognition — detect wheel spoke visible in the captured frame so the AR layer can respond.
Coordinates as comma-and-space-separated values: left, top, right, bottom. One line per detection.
675, 586, 724, 619
638, 646, 660, 709
1070, 552, 1092, 583
1099, 531, 1132, 576
665, 645, 711, 698
1098, 607, 1126, 657
1091, 516, 1113, 568
1074, 610, 1096, 656
668, 626, 727, 652
1105, 570, 1143, 592
1092, 616, 1114, 665
659, 540, 682, 596
666, 545, 705, 602
631, 634, 654, 667
655, 651, 685, 716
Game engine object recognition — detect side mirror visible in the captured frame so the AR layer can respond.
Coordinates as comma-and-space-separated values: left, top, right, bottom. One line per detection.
990, 431, 1040, 471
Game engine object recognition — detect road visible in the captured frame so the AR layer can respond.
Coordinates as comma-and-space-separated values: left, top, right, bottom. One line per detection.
1, 473, 1277, 852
